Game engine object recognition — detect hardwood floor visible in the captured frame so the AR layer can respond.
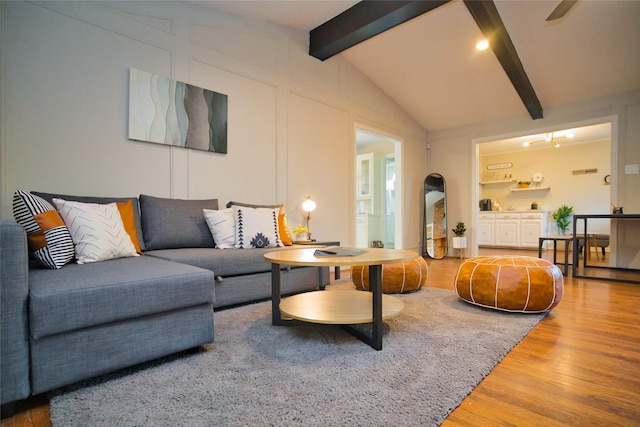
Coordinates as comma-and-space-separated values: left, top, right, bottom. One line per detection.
439, 249, 640, 426
3, 249, 639, 426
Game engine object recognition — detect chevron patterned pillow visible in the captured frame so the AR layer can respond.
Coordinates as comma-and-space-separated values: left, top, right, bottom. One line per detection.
53, 199, 139, 264
203, 208, 235, 249
12, 190, 75, 269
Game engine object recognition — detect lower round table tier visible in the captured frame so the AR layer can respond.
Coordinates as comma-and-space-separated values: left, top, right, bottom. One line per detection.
279, 290, 404, 324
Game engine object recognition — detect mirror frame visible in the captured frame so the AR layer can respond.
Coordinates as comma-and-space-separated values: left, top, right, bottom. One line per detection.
423, 173, 447, 259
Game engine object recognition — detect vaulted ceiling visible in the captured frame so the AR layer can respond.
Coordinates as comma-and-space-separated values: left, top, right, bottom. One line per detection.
190, 0, 640, 133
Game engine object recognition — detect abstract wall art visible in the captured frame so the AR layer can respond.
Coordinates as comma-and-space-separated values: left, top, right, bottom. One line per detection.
128, 68, 228, 153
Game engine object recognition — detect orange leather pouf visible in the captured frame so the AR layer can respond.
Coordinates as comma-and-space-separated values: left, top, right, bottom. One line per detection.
455, 256, 563, 313
351, 257, 428, 294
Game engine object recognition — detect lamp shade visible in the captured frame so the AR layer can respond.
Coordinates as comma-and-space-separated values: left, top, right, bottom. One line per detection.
302, 197, 316, 213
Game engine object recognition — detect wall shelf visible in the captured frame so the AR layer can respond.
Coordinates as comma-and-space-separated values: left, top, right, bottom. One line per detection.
479, 180, 516, 185
510, 186, 550, 192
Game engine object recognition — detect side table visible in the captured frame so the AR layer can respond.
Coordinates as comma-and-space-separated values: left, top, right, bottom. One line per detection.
538, 235, 572, 276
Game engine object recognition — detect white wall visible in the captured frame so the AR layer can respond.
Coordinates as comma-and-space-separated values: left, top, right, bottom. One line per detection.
479, 140, 612, 234
427, 90, 640, 263
0, 1, 428, 250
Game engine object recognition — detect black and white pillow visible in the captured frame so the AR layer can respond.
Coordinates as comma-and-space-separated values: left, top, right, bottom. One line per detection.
232, 205, 282, 249
12, 190, 75, 269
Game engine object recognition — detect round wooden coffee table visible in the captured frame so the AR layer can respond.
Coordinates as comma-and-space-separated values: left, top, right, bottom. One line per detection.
264, 247, 418, 350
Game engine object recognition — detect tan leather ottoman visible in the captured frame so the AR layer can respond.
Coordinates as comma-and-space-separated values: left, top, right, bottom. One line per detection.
351, 256, 428, 294
455, 256, 563, 313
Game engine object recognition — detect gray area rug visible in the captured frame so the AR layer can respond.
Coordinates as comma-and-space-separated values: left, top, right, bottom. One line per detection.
50, 283, 544, 426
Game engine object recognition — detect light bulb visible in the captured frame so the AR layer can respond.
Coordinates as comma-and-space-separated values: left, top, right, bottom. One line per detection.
476, 39, 489, 51
302, 197, 316, 213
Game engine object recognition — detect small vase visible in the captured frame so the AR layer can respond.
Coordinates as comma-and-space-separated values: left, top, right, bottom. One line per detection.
452, 236, 467, 249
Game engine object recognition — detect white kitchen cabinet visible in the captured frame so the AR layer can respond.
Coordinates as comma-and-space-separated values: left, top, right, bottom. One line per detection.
495, 214, 520, 247
356, 153, 373, 215
520, 212, 549, 248
478, 213, 495, 246
356, 213, 368, 248
479, 211, 549, 248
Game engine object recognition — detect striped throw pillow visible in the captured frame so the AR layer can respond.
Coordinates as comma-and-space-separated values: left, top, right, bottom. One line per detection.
12, 190, 75, 269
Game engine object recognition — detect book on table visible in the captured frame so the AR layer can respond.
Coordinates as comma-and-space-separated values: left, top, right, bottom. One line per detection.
313, 246, 366, 257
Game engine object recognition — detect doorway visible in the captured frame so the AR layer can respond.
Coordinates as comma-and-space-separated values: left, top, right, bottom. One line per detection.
355, 127, 402, 249
472, 120, 613, 256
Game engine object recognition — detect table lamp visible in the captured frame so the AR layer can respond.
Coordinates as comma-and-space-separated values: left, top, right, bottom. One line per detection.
302, 196, 316, 241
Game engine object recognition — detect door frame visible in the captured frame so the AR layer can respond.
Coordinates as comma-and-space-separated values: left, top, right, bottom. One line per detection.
470, 115, 617, 257
354, 124, 403, 249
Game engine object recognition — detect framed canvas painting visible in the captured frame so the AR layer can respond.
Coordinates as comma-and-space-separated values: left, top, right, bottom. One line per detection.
128, 68, 228, 153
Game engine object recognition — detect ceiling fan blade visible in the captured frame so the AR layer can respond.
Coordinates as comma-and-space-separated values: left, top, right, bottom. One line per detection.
546, 0, 578, 21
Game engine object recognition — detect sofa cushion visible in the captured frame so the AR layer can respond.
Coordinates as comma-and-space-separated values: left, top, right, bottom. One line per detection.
139, 194, 218, 250
115, 200, 142, 253
232, 205, 282, 249
278, 212, 293, 246
53, 199, 139, 264
29, 256, 214, 339
145, 246, 298, 277
203, 208, 235, 249
32, 192, 145, 252
227, 201, 292, 246
12, 191, 75, 269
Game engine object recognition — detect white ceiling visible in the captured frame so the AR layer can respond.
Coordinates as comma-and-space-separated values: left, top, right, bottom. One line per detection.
187, 1, 358, 31
190, 0, 640, 133
477, 121, 611, 156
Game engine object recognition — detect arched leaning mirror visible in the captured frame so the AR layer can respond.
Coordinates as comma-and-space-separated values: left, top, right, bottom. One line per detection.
423, 173, 447, 259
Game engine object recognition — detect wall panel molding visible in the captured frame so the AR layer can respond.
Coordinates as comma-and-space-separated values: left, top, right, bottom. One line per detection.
31, 1, 178, 51
191, 23, 278, 74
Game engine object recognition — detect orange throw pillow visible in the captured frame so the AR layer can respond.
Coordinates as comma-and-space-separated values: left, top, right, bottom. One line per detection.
116, 200, 142, 253
279, 211, 293, 246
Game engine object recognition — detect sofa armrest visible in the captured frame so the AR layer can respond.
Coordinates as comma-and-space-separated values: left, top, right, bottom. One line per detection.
1, 221, 31, 405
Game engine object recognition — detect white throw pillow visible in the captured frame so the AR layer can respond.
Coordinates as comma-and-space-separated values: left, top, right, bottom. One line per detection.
53, 199, 139, 264
232, 205, 282, 249
203, 208, 235, 249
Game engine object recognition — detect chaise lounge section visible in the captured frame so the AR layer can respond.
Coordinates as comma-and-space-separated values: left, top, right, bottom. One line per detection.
1, 192, 328, 413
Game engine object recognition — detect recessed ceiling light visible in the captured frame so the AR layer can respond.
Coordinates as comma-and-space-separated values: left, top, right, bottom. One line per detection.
476, 39, 489, 51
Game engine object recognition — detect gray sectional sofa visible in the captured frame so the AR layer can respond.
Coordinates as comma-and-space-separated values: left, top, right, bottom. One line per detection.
1, 192, 328, 413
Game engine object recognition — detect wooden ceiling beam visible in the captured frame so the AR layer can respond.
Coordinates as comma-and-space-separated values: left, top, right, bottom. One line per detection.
464, 0, 544, 120
310, 0, 543, 120
309, 1, 450, 61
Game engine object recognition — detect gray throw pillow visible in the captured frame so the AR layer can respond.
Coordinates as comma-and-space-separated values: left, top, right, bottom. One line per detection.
139, 194, 218, 250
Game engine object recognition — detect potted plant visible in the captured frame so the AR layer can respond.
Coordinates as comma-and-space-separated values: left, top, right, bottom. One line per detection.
293, 224, 308, 241
517, 180, 531, 188
451, 221, 467, 249
552, 205, 574, 235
